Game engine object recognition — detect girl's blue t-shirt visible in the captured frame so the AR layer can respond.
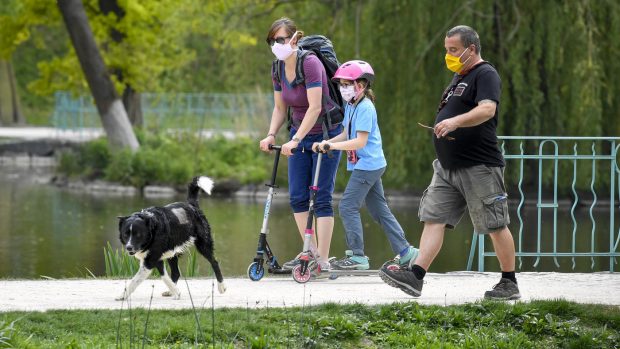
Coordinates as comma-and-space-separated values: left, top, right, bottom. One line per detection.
343, 98, 387, 171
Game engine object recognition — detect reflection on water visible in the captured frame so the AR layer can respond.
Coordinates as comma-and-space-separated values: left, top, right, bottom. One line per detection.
0, 169, 615, 278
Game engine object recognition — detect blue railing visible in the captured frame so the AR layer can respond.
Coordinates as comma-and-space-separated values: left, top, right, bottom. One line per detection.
51, 91, 274, 132
467, 136, 620, 272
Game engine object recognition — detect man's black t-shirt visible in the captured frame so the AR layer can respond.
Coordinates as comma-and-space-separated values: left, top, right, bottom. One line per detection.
433, 62, 505, 169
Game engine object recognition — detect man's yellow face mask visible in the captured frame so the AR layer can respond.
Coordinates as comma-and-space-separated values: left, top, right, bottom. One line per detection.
445, 47, 471, 73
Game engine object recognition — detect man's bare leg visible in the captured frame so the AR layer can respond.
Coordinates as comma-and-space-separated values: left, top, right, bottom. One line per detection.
415, 222, 447, 270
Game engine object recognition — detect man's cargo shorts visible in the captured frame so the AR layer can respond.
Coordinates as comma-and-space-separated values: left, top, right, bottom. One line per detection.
418, 159, 510, 234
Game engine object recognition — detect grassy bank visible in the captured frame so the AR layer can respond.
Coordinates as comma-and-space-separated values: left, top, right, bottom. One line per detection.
1, 300, 618, 348
57, 131, 352, 192
58, 131, 270, 189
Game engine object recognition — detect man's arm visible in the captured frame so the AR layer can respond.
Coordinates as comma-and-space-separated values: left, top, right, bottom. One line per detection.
433, 100, 496, 138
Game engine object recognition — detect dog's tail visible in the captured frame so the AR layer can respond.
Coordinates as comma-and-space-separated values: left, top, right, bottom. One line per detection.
188, 176, 214, 206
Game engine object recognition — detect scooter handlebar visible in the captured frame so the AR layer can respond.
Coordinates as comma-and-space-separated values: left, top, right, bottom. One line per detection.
268, 144, 296, 153
315, 143, 333, 158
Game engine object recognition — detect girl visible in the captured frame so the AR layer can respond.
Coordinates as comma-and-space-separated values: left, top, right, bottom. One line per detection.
259, 17, 342, 272
314, 60, 418, 270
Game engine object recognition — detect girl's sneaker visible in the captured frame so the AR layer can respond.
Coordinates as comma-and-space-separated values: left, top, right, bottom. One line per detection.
331, 250, 370, 270
399, 246, 419, 269
381, 246, 419, 270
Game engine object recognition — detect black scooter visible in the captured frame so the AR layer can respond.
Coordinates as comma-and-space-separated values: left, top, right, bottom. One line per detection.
247, 145, 292, 281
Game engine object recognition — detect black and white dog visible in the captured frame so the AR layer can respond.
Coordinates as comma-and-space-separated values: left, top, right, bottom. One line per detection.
116, 176, 226, 300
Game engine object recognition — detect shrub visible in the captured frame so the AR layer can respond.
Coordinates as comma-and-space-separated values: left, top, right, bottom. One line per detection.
60, 132, 269, 190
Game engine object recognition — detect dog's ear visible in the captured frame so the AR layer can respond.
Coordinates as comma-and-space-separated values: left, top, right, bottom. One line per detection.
145, 215, 159, 233
117, 216, 129, 231
134, 212, 157, 233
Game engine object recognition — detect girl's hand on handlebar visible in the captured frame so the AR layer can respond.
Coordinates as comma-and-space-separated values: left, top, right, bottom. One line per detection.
316, 141, 331, 153
311, 142, 322, 153
259, 135, 275, 152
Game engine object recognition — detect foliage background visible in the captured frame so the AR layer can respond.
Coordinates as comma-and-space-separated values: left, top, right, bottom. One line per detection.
2, 0, 619, 190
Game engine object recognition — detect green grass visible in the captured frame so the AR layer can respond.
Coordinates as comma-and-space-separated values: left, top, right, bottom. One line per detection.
104, 242, 201, 278
1, 300, 618, 348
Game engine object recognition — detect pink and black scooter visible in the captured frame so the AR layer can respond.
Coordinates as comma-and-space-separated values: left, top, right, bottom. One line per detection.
291, 145, 332, 283
291, 144, 403, 282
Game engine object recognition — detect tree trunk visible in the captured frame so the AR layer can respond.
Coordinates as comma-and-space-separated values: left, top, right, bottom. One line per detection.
122, 86, 143, 127
57, 0, 139, 152
0, 59, 23, 125
99, 0, 143, 127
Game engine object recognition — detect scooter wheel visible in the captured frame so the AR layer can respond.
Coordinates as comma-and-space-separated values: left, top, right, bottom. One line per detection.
292, 264, 311, 283
247, 262, 265, 281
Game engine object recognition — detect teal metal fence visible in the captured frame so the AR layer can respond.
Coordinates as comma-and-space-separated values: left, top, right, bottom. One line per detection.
467, 136, 620, 272
52, 91, 273, 133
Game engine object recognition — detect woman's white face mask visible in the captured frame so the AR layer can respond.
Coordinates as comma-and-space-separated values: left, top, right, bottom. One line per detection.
271, 31, 298, 60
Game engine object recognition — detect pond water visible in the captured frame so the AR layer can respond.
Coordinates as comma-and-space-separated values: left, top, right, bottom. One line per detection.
0, 168, 615, 279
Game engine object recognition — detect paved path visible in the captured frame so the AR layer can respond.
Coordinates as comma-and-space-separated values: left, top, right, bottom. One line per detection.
1, 272, 618, 312
0, 127, 104, 142
0, 126, 251, 142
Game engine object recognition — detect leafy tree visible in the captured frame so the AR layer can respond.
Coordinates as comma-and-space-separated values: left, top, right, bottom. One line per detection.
0, 0, 29, 125
3, 0, 620, 189
1, 0, 268, 123
0, 59, 23, 125
57, 0, 139, 151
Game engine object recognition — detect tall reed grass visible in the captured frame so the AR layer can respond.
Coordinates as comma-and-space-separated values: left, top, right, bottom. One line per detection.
103, 241, 201, 278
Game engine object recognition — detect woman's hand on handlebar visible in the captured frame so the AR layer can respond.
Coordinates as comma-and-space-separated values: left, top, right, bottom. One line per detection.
259, 134, 275, 152
281, 140, 298, 156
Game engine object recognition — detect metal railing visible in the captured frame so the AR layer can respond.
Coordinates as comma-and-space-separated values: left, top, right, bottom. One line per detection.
467, 136, 620, 272
51, 91, 273, 133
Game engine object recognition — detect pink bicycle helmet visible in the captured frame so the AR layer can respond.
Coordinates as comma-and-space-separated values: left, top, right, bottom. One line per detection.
332, 60, 375, 84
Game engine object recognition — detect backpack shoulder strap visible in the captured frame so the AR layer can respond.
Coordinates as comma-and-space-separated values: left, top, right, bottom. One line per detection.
271, 59, 281, 83
294, 50, 314, 86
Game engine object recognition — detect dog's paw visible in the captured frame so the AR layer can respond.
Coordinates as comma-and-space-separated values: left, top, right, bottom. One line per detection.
162, 290, 181, 299
218, 282, 227, 294
115, 294, 127, 301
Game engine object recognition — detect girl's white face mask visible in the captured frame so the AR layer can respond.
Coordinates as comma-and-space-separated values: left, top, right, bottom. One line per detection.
339, 84, 356, 103
271, 31, 298, 60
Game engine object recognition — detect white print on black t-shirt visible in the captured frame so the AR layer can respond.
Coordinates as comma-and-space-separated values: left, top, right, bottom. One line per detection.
453, 82, 468, 96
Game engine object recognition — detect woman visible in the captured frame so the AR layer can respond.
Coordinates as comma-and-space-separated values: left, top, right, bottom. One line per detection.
259, 17, 342, 272
314, 60, 418, 270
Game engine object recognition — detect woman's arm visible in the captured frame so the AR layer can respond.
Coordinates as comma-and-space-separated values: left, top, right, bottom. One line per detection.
259, 91, 287, 152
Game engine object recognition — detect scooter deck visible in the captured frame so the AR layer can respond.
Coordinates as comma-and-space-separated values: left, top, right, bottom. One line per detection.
269, 268, 292, 275
328, 269, 379, 277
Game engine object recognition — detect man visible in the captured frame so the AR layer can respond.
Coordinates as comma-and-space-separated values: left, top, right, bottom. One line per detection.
379, 25, 520, 300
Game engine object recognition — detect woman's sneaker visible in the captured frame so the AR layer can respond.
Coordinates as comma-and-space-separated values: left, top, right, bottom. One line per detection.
281, 253, 303, 270
331, 251, 370, 270
310, 259, 334, 279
